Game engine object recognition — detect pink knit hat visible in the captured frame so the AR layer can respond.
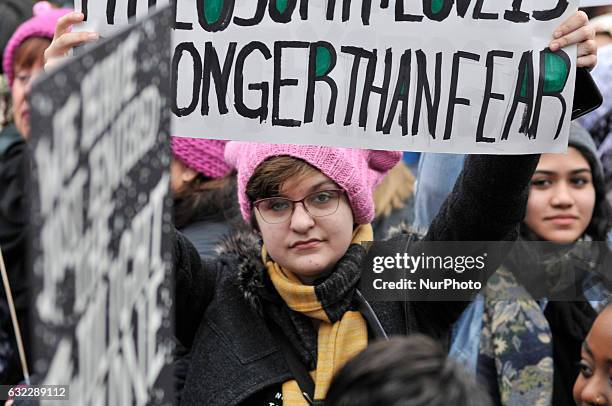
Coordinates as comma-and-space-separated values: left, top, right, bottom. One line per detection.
224, 142, 402, 224
171, 136, 232, 179
2, 2, 70, 87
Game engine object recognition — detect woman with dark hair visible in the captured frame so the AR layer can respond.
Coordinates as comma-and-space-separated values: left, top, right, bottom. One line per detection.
450, 123, 612, 406
573, 303, 612, 406
170, 136, 242, 260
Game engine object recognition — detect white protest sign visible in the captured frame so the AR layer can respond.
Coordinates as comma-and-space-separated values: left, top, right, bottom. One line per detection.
79, 0, 579, 153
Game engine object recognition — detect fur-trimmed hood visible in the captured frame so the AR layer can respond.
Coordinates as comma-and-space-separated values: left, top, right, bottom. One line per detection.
213, 225, 427, 315
215, 230, 269, 315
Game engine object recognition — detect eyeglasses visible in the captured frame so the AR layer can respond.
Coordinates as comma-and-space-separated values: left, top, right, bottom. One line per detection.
253, 189, 345, 224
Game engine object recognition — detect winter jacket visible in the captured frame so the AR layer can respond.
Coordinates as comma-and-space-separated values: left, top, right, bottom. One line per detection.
180, 219, 233, 260
175, 176, 245, 261
0, 124, 28, 384
173, 154, 540, 406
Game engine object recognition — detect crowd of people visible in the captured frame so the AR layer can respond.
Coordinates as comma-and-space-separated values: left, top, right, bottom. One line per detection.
0, 1, 610, 405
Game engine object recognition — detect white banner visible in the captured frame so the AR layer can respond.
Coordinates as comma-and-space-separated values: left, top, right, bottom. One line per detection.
78, 0, 580, 153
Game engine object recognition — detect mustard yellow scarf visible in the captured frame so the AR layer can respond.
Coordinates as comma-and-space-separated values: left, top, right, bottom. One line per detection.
263, 225, 373, 404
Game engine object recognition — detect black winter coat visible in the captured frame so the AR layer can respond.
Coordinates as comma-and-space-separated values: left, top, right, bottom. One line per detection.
0, 125, 29, 384
173, 154, 540, 406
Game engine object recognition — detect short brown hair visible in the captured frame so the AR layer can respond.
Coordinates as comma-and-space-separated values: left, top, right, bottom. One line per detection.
12, 37, 50, 76
246, 156, 320, 203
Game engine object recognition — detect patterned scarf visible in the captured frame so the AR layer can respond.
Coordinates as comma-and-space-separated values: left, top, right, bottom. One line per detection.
479, 268, 554, 406
263, 225, 372, 405
478, 239, 602, 405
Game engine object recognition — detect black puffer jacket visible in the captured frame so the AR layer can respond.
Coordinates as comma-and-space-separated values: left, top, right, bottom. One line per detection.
173, 154, 540, 406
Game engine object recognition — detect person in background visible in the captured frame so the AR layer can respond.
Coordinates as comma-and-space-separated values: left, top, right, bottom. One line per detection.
169, 136, 244, 402
0, 2, 70, 384
573, 302, 612, 406
171, 136, 243, 260
371, 159, 415, 239
0, 0, 35, 131
577, 30, 611, 203
450, 123, 611, 406
326, 335, 492, 406
412, 152, 465, 229
412, 10, 598, 229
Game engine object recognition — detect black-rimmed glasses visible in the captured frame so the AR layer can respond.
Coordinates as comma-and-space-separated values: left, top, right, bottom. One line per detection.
253, 189, 345, 224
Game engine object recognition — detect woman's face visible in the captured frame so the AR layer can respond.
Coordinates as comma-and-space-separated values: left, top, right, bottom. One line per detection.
254, 171, 354, 284
524, 147, 596, 243
11, 59, 44, 139
573, 307, 612, 406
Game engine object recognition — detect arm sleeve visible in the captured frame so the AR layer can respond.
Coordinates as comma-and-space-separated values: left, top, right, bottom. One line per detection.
425, 154, 540, 243
173, 230, 218, 347
415, 154, 540, 335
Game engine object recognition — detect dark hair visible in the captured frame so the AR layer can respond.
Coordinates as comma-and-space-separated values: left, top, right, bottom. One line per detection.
574, 144, 612, 241
326, 335, 492, 406
173, 172, 241, 230
521, 145, 612, 242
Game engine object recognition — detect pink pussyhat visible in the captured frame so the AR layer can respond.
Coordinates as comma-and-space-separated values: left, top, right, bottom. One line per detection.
2, 2, 71, 87
171, 136, 231, 179
224, 142, 402, 224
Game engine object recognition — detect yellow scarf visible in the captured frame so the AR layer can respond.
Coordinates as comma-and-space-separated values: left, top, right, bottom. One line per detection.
263, 225, 373, 405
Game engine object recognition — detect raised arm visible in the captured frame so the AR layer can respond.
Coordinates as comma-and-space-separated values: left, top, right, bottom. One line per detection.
425, 154, 539, 243
411, 154, 539, 340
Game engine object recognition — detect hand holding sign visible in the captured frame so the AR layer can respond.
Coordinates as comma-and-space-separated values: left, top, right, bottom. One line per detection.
549, 10, 597, 68
73, 2, 599, 153
44, 12, 99, 71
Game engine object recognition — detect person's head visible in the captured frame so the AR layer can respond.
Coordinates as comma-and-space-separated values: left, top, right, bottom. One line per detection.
170, 137, 231, 195
523, 123, 611, 243
326, 335, 492, 406
2, 3, 70, 138
224, 143, 401, 283
573, 303, 612, 406
170, 136, 233, 228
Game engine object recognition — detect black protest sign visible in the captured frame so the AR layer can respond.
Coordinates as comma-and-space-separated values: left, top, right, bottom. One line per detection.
28, 6, 174, 405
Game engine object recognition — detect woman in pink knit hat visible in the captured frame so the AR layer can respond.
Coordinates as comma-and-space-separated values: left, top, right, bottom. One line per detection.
173, 141, 540, 405
1, 2, 77, 140
170, 136, 244, 260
